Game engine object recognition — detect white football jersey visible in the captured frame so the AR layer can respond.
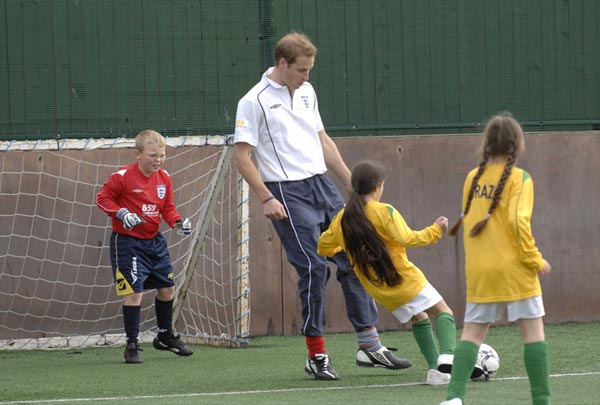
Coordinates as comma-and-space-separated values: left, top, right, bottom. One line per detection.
234, 67, 327, 182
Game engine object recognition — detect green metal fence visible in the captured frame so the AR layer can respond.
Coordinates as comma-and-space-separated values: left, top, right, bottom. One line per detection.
1, 0, 599, 140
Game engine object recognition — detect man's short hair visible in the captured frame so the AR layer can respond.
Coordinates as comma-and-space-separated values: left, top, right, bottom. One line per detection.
274, 32, 317, 66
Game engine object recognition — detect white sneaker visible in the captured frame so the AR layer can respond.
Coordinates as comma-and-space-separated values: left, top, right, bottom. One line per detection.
304, 353, 340, 380
440, 399, 463, 405
426, 369, 451, 385
437, 353, 454, 374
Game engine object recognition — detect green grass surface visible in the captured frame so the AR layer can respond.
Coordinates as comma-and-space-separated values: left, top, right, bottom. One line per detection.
1, 322, 599, 404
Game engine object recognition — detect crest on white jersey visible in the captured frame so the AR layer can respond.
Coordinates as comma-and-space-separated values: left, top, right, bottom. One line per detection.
301, 95, 310, 108
157, 184, 166, 199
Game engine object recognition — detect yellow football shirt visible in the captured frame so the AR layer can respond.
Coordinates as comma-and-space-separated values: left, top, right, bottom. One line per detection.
461, 163, 546, 303
318, 201, 443, 311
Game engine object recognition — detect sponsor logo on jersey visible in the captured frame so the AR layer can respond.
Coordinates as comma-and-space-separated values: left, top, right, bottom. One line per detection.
236, 119, 247, 128
270, 104, 281, 109
132, 189, 143, 193
157, 184, 166, 199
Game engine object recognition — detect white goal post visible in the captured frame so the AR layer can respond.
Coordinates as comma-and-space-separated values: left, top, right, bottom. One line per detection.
0, 135, 250, 350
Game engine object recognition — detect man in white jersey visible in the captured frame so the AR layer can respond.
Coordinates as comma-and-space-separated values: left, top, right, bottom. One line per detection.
234, 32, 412, 380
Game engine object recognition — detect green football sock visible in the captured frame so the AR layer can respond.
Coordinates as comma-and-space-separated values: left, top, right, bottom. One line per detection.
524, 341, 551, 405
412, 317, 438, 369
435, 312, 457, 355
445, 340, 479, 401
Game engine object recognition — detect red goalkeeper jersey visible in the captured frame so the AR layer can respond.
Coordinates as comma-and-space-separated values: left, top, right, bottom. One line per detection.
96, 163, 181, 239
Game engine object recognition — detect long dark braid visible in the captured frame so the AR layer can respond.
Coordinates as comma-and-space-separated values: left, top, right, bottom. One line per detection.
448, 153, 489, 236
469, 154, 516, 236
449, 112, 524, 237
341, 161, 401, 287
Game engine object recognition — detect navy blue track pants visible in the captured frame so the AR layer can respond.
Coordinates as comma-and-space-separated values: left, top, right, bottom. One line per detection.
266, 174, 379, 336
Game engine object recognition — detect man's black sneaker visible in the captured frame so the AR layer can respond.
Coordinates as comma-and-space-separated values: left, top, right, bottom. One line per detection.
152, 334, 194, 356
304, 353, 340, 380
356, 346, 413, 370
124, 341, 143, 363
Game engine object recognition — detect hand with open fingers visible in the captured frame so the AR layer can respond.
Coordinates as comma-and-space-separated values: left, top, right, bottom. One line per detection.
435, 216, 449, 233
116, 208, 144, 230
174, 218, 192, 236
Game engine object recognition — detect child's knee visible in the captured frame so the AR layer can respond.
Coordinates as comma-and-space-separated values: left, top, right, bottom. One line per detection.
412, 312, 429, 323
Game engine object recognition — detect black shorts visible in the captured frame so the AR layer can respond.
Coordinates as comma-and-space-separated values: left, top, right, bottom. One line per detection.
109, 232, 175, 296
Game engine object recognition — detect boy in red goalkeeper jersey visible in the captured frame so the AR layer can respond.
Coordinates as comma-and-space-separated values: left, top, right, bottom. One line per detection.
96, 129, 193, 363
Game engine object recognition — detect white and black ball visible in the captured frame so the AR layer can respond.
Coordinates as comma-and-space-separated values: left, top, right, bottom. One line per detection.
471, 343, 500, 381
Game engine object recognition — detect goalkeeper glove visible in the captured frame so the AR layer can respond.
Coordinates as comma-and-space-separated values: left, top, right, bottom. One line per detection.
116, 208, 143, 230
174, 218, 192, 236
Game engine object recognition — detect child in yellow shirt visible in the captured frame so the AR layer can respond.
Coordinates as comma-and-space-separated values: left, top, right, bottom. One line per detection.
441, 113, 552, 405
318, 160, 456, 385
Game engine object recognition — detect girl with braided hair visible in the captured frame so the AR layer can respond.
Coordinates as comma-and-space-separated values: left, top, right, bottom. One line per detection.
318, 160, 457, 386
441, 113, 552, 405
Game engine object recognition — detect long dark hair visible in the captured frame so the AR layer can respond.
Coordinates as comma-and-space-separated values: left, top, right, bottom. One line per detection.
448, 112, 525, 237
341, 161, 402, 287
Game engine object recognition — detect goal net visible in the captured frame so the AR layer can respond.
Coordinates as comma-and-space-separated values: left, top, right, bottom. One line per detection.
0, 135, 250, 350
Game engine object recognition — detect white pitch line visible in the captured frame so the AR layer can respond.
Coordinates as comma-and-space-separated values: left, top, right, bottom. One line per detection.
1, 371, 599, 404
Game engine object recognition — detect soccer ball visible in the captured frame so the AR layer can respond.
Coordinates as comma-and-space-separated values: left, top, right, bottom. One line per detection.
471, 343, 500, 381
